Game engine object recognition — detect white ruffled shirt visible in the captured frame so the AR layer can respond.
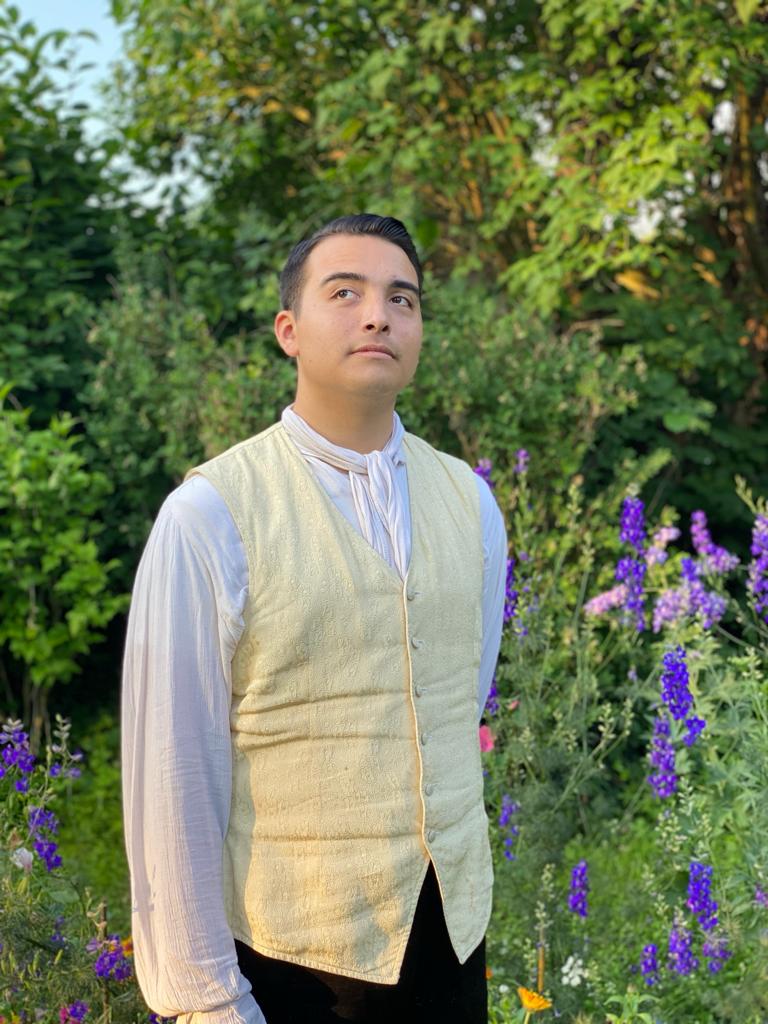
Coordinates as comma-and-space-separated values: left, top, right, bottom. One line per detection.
121, 411, 507, 1024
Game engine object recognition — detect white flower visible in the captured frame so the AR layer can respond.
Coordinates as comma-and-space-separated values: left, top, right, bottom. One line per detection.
560, 954, 588, 987
10, 847, 34, 872
498, 983, 510, 993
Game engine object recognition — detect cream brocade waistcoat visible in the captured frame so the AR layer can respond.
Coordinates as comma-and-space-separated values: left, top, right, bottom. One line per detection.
185, 422, 494, 984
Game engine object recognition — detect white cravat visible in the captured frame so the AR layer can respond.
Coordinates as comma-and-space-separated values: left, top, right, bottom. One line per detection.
281, 406, 410, 579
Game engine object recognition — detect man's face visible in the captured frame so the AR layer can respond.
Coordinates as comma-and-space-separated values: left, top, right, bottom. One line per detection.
274, 233, 423, 404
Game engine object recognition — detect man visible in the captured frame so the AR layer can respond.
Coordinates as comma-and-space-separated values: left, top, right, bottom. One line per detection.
121, 213, 507, 1024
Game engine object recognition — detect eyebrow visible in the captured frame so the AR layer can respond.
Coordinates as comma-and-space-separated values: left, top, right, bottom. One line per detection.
318, 271, 420, 299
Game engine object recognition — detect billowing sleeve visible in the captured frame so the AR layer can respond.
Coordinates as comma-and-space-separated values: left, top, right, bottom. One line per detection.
475, 476, 507, 722
121, 477, 267, 1024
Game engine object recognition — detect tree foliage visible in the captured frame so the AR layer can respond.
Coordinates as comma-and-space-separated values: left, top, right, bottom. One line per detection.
108, 0, 768, 528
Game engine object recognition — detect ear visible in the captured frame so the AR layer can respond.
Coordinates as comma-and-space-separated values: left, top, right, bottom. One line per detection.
274, 310, 299, 358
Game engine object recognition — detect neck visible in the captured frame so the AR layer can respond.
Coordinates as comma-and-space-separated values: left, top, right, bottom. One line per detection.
291, 392, 396, 454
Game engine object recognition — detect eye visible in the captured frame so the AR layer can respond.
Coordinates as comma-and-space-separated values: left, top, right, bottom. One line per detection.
392, 295, 413, 307
332, 288, 354, 299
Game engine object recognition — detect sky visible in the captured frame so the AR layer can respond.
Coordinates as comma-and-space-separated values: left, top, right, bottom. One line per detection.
17, 0, 206, 209
19, 0, 125, 135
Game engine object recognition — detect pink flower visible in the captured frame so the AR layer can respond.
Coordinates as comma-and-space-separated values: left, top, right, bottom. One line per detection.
479, 725, 495, 752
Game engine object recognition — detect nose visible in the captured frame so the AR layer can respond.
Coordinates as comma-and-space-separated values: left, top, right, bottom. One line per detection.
363, 295, 390, 333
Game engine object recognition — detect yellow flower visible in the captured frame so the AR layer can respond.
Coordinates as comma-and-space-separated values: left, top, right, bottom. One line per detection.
121, 936, 133, 957
517, 986, 552, 1012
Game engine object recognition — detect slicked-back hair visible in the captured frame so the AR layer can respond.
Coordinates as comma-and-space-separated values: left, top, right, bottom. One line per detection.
279, 213, 423, 316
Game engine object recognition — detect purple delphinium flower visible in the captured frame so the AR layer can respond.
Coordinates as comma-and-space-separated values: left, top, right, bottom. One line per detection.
615, 497, 648, 631
755, 886, 768, 908
484, 676, 499, 717
660, 646, 693, 721
647, 714, 677, 798
1, 723, 36, 779
667, 924, 699, 976
683, 715, 706, 747
681, 558, 727, 629
687, 862, 718, 931
498, 795, 520, 861
690, 511, 739, 575
620, 496, 646, 553
59, 1002, 89, 1024
90, 934, 133, 981
568, 860, 589, 917
473, 459, 494, 489
28, 807, 59, 833
652, 586, 688, 632
640, 943, 660, 986
514, 449, 530, 475
616, 556, 647, 631
504, 557, 518, 624
27, 805, 62, 872
652, 557, 727, 633
701, 934, 732, 974
747, 513, 768, 624
646, 526, 681, 566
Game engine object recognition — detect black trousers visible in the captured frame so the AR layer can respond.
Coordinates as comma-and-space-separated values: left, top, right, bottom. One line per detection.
234, 861, 488, 1023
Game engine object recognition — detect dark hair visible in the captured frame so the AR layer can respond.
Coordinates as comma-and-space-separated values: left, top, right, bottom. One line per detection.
279, 213, 423, 314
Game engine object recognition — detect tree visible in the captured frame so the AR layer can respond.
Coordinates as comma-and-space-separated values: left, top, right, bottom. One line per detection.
0, 2, 138, 424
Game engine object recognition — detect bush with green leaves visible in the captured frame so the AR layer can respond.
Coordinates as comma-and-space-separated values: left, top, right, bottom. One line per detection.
0, 388, 127, 752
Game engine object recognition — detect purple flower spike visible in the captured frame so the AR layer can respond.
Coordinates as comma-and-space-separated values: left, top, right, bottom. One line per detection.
668, 924, 699, 976
91, 934, 133, 981
640, 943, 660, 986
568, 860, 589, 917
59, 1002, 89, 1024
620, 496, 646, 554
473, 459, 494, 489
498, 795, 520, 862
690, 511, 739, 575
484, 676, 499, 717
683, 715, 706, 747
647, 713, 678, 798
748, 514, 768, 624
514, 449, 530, 474
504, 557, 518, 624
660, 646, 693, 721
687, 862, 718, 931
702, 934, 732, 974
616, 556, 647, 632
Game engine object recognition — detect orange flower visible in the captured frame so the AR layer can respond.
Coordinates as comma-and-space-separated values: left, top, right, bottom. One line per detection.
121, 937, 133, 957
517, 986, 552, 1012
478, 725, 494, 752
485, 966, 493, 979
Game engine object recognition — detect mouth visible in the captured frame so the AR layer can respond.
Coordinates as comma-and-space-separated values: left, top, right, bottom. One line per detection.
352, 344, 396, 359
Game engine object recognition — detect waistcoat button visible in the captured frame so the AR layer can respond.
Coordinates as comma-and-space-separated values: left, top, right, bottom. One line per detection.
406, 589, 419, 601
411, 637, 423, 649
421, 732, 428, 745
427, 829, 436, 843
414, 685, 423, 697
424, 782, 435, 796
